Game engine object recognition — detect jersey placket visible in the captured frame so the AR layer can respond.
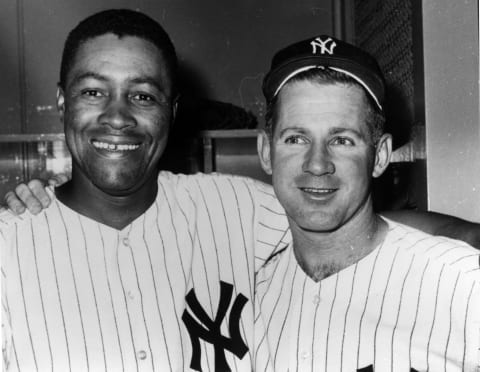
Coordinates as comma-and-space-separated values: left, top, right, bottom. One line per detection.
116, 229, 153, 371
290, 277, 321, 372
291, 265, 344, 372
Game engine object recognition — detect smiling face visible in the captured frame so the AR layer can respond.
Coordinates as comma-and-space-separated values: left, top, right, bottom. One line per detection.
57, 33, 176, 196
258, 81, 391, 233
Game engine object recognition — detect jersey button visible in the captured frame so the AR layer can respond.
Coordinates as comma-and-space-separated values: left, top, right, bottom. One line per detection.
313, 295, 320, 304
301, 351, 310, 360
127, 290, 135, 300
137, 350, 147, 360
122, 237, 130, 246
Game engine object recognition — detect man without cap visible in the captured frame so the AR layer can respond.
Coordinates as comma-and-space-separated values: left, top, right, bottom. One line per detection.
254, 35, 480, 371
0, 9, 292, 371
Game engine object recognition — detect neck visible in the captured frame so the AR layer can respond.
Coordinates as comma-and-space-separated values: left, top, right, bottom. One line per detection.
291, 201, 388, 282
56, 169, 158, 230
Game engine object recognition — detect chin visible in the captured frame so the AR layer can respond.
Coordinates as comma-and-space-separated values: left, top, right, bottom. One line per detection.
92, 166, 150, 190
290, 211, 343, 233
93, 175, 146, 196
95, 183, 140, 196
300, 222, 341, 233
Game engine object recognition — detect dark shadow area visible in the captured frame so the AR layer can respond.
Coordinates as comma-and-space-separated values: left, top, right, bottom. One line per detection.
373, 83, 416, 212
158, 59, 258, 174
384, 83, 413, 150
373, 163, 418, 212
174, 59, 258, 134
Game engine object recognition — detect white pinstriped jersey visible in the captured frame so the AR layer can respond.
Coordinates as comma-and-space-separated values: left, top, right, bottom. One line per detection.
1, 171, 289, 372
255, 219, 480, 372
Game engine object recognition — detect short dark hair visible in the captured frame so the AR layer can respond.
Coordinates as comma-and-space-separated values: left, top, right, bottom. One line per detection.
59, 9, 178, 93
265, 68, 386, 144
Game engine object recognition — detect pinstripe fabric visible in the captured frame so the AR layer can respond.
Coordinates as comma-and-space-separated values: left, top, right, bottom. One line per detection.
1, 171, 289, 372
255, 219, 480, 372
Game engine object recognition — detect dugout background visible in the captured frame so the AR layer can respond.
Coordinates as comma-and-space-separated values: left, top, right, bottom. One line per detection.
348, 0, 479, 221
0, 0, 478, 221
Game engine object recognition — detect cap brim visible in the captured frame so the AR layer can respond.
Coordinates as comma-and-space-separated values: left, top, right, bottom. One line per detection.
263, 56, 384, 110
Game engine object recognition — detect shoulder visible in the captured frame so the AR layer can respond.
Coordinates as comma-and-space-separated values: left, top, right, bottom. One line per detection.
160, 170, 270, 188
383, 217, 480, 277
0, 207, 37, 232
0, 206, 50, 261
157, 170, 276, 201
0, 200, 64, 235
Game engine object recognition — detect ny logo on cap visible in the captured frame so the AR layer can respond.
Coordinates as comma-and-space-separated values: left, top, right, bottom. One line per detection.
310, 36, 336, 55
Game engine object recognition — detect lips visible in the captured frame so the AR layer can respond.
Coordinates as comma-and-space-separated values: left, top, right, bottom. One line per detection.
299, 187, 338, 200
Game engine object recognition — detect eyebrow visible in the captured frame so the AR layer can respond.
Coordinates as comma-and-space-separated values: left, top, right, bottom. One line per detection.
278, 127, 307, 137
329, 126, 365, 138
69, 72, 165, 93
279, 126, 364, 136
68, 72, 107, 87
130, 77, 165, 93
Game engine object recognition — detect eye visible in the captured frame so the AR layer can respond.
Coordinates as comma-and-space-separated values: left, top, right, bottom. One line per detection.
284, 135, 308, 145
331, 137, 355, 146
81, 89, 105, 99
130, 93, 157, 106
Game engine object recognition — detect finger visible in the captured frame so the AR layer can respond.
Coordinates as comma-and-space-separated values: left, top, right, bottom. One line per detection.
15, 183, 43, 214
27, 179, 52, 208
48, 173, 69, 187
4, 190, 27, 215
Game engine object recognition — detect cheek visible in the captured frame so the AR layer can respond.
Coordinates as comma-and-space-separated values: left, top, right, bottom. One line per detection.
271, 157, 297, 197
142, 115, 171, 159
63, 116, 85, 149
272, 146, 300, 167
271, 155, 294, 186
147, 119, 170, 150
341, 158, 374, 194
64, 104, 97, 134
143, 106, 172, 135
66, 98, 97, 117
338, 148, 374, 171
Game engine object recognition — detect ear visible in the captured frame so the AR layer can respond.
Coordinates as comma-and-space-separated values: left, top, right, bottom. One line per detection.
372, 133, 392, 178
257, 130, 273, 175
56, 85, 65, 122
172, 94, 179, 121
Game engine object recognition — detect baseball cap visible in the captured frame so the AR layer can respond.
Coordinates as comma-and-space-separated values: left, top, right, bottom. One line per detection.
262, 35, 385, 110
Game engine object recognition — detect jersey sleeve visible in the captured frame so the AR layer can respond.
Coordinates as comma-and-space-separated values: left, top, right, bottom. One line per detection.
1, 227, 12, 370
251, 180, 290, 273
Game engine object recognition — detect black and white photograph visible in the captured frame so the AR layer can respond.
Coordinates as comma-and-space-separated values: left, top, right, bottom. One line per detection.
0, 0, 479, 371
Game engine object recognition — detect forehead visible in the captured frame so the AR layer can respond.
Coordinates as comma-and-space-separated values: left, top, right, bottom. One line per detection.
66, 33, 170, 87
274, 81, 369, 133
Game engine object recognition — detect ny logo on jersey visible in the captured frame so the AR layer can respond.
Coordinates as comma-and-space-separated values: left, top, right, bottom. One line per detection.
310, 36, 337, 55
357, 366, 418, 372
182, 281, 248, 372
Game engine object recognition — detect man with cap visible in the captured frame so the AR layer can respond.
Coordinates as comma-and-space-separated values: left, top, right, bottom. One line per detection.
254, 35, 480, 371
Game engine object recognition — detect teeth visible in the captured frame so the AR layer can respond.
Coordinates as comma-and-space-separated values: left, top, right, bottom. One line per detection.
302, 188, 334, 194
92, 141, 140, 151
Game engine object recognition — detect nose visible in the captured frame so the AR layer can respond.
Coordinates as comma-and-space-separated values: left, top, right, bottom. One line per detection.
99, 97, 136, 130
302, 144, 335, 176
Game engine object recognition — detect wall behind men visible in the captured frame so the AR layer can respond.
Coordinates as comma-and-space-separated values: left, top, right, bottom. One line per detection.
0, 0, 333, 135
422, 0, 480, 221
